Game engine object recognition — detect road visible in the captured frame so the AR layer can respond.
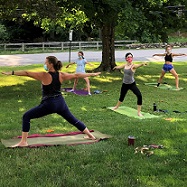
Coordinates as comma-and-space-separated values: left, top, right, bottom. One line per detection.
0, 48, 186, 66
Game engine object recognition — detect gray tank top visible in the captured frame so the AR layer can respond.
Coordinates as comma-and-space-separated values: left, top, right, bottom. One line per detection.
123, 67, 135, 84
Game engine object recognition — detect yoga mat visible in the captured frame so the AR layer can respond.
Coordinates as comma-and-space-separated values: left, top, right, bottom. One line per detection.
62, 88, 89, 95
108, 106, 160, 119
1, 130, 111, 148
144, 83, 183, 91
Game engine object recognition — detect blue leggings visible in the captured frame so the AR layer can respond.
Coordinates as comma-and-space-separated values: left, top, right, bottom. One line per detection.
119, 82, 142, 105
22, 95, 86, 132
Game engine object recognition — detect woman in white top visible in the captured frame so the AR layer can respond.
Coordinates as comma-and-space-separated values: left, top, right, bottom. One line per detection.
66, 51, 94, 95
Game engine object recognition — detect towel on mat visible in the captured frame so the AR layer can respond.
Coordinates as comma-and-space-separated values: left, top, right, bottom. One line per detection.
1, 130, 111, 148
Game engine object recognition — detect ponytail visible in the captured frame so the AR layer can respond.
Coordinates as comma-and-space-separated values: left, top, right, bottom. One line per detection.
46, 56, 62, 71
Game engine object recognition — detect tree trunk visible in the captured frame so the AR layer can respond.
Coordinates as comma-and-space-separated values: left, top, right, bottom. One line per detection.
95, 23, 117, 72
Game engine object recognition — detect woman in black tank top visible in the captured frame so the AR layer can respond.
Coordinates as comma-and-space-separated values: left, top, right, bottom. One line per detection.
2, 56, 101, 147
153, 45, 186, 89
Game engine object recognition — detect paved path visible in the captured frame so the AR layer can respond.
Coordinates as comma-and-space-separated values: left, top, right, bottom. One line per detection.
0, 48, 186, 66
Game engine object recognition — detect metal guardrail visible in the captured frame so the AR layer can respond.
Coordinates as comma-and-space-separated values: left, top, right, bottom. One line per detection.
0, 40, 138, 52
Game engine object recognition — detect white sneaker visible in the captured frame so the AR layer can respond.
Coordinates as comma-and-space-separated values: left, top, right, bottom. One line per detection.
88, 92, 92, 96
69, 89, 74, 92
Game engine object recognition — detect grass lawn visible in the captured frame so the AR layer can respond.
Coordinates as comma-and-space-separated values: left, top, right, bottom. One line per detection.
0, 61, 187, 187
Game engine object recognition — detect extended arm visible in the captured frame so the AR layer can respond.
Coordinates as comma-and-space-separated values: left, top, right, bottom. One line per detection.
66, 62, 75, 68
152, 53, 165, 57
172, 53, 186, 57
113, 64, 126, 70
1, 70, 44, 81
133, 62, 148, 70
61, 72, 101, 81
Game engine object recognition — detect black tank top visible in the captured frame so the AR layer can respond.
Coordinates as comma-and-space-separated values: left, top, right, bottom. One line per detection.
165, 53, 173, 62
42, 72, 61, 98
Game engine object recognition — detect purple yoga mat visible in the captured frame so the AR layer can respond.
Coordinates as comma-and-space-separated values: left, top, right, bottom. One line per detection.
62, 88, 89, 95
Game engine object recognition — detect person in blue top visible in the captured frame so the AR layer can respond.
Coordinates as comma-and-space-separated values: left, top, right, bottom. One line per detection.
66, 51, 94, 95
153, 45, 186, 89
2, 56, 101, 147
113, 52, 147, 116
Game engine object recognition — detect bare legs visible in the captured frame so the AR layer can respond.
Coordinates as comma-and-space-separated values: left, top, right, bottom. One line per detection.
170, 69, 179, 89
137, 105, 143, 116
72, 78, 79, 91
72, 77, 91, 95
113, 101, 122, 110
157, 70, 165, 86
84, 77, 91, 95
157, 69, 179, 89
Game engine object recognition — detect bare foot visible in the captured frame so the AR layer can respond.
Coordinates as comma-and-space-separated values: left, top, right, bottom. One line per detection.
112, 106, 118, 110
11, 142, 28, 148
138, 113, 143, 117
83, 136, 97, 140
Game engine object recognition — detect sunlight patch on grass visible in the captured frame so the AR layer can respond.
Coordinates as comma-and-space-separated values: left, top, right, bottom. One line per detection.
94, 75, 121, 83
50, 114, 63, 119
19, 107, 26, 112
81, 106, 87, 111
0, 76, 33, 86
180, 77, 187, 82
158, 139, 179, 156
136, 75, 148, 82
164, 118, 186, 123
139, 176, 162, 187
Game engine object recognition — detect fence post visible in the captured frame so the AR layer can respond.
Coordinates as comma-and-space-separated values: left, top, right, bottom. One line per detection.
42, 42, 44, 51
4, 44, 6, 51
22, 43, 24, 52
79, 42, 81, 50
97, 41, 99, 50
61, 42, 64, 50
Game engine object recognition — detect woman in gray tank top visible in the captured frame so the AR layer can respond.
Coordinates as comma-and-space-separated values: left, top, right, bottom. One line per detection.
113, 52, 147, 116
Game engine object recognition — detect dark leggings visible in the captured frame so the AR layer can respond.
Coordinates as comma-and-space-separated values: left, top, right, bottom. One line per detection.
22, 95, 86, 132
119, 82, 142, 105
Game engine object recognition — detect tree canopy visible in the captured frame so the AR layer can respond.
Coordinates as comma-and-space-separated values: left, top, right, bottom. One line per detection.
0, 0, 186, 70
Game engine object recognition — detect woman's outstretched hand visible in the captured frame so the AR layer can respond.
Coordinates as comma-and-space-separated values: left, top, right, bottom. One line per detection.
143, 62, 148, 66
93, 72, 101, 76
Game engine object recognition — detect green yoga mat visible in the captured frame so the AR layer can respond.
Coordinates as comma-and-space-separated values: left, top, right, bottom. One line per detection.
108, 106, 160, 119
144, 83, 183, 91
1, 130, 111, 148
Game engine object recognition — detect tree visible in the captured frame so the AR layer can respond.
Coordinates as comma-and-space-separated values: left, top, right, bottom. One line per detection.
73, 0, 127, 71
0, 0, 186, 71
0, 23, 9, 42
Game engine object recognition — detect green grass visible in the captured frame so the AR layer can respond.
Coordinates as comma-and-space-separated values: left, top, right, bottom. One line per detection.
168, 36, 187, 43
0, 61, 187, 187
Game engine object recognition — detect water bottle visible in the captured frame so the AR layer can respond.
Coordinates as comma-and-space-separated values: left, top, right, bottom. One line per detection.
153, 103, 157, 111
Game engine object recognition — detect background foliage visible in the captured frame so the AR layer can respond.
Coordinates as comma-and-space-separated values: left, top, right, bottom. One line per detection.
0, 0, 186, 43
